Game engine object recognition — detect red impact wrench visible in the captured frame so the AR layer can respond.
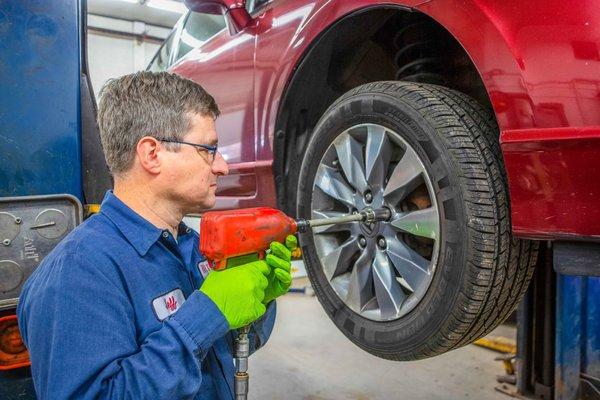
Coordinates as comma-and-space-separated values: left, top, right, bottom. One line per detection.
199, 207, 391, 400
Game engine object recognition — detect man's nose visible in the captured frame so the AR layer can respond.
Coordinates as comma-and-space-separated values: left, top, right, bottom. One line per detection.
211, 152, 229, 176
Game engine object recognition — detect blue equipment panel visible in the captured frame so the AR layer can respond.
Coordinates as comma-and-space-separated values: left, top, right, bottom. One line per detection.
0, 0, 82, 200
556, 275, 600, 399
0, 1, 83, 398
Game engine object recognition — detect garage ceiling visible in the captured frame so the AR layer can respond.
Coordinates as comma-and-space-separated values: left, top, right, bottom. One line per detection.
88, 0, 186, 28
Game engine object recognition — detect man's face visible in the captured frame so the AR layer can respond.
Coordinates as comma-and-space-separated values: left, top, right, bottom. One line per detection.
160, 113, 229, 213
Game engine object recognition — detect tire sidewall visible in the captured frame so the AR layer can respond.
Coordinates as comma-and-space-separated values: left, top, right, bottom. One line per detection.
297, 89, 469, 358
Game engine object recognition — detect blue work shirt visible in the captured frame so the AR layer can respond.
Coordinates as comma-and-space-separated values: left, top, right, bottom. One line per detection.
17, 191, 276, 399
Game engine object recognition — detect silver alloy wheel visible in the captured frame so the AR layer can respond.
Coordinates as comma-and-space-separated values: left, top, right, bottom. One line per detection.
310, 123, 440, 321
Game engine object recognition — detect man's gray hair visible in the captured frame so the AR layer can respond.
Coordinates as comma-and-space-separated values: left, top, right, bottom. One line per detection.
97, 71, 220, 175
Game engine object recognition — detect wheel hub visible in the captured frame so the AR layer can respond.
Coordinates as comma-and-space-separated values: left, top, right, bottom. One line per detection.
359, 207, 382, 238
360, 220, 379, 237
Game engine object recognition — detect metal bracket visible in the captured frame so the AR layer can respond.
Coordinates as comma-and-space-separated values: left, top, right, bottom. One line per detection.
0, 194, 83, 309
554, 241, 600, 277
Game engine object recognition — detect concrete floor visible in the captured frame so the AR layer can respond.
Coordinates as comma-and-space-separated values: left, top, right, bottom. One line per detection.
251, 287, 511, 400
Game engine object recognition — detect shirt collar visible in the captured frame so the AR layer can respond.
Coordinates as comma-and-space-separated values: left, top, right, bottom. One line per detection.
100, 191, 192, 256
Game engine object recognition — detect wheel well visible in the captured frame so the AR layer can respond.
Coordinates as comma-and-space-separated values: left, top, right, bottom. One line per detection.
274, 6, 492, 214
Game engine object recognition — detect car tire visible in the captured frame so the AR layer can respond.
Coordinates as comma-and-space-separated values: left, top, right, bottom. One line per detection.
296, 81, 538, 360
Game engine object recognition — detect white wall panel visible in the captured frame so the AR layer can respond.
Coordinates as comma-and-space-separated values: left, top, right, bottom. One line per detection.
87, 15, 169, 96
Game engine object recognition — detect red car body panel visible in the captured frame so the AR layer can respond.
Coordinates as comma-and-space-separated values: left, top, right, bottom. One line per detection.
415, 0, 600, 240
172, 0, 600, 240
501, 128, 600, 240
172, 29, 259, 209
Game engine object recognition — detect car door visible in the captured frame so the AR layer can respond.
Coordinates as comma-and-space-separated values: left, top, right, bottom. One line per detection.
169, 9, 258, 210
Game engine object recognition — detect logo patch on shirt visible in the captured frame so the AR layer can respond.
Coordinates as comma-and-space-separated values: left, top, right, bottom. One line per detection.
198, 260, 213, 279
152, 288, 185, 321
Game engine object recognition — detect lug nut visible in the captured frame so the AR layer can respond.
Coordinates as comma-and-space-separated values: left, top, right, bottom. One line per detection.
358, 236, 367, 247
364, 190, 373, 203
377, 237, 387, 249
3, 239, 11, 246
15, 218, 22, 224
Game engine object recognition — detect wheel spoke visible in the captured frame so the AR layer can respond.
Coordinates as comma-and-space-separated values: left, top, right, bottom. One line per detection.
372, 252, 406, 318
383, 146, 423, 203
365, 125, 392, 189
334, 134, 369, 194
345, 251, 374, 312
311, 210, 356, 234
320, 237, 360, 280
315, 165, 355, 208
386, 240, 429, 292
390, 207, 439, 240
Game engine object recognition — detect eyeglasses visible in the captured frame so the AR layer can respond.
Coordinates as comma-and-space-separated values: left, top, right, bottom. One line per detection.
156, 138, 218, 162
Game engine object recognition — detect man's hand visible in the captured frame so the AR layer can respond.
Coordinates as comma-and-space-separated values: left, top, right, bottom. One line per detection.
263, 235, 297, 304
200, 261, 270, 329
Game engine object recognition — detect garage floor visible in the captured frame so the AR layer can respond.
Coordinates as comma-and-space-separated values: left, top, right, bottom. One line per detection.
251, 284, 512, 400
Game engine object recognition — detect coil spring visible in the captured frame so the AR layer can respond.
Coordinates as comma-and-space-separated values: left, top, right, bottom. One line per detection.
393, 19, 446, 84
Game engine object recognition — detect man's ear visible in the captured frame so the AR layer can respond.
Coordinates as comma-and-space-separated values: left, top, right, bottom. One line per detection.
136, 137, 162, 174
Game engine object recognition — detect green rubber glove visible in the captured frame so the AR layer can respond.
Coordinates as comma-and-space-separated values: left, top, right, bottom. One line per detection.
200, 260, 270, 329
263, 235, 298, 304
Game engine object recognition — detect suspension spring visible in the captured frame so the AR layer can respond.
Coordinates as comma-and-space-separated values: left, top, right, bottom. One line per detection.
393, 19, 446, 84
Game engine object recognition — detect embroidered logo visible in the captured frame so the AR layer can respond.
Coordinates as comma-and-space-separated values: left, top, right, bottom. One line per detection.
165, 296, 178, 312
152, 288, 185, 321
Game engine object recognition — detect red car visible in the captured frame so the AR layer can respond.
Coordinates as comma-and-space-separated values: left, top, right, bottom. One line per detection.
148, 0, 600, 361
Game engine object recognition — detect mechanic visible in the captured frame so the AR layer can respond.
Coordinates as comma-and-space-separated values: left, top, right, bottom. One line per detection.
17, 71, 294, 399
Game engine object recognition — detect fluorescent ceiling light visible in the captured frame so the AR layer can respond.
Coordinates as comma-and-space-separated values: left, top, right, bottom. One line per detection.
146, 0, 187, 13
116, 0, 139, 3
